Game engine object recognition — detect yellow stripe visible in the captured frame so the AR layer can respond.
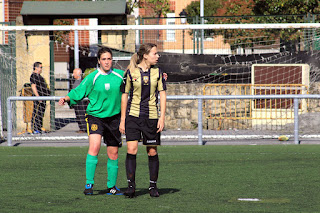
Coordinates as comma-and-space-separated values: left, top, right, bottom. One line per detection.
85, 114, 89, 136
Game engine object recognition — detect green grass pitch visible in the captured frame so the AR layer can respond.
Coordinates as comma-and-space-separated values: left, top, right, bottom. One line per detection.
1, 145, 319, 212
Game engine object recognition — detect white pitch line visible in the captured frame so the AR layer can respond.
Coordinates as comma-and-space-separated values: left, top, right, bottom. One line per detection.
238, 198, 261, 202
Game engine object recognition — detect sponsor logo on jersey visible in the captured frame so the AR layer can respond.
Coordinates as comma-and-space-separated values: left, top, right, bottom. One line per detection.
91, 124, 98, 131
147, 140, 157, 143
105, 83, 110, 90
143, 76, 149, 85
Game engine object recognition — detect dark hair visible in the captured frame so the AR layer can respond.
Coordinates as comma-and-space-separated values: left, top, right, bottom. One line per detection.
127, 43, 157, 71
33, 62, 42, 70
97, 46, 113, 60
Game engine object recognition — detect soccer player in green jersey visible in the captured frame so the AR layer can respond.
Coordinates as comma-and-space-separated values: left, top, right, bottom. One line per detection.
120, 43, 167, 198
59, 47, 124, 195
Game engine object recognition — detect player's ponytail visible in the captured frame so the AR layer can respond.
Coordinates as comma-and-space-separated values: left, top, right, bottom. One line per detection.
127, 53, 138, 72
126, 43, 157, 73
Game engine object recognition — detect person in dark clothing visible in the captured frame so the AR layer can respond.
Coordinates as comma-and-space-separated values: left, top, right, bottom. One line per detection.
72, 68, 88, 133
30, 62, 50, 134
120, 43, 167, 198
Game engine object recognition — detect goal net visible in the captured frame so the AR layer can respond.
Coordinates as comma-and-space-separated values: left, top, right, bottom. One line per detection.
1, 21, 320, 143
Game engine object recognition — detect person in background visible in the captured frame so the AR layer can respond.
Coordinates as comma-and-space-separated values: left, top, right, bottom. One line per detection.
59, 47, 124, 196
120, 43, 167, 198
71, 68, 88, 133
30, 62, 50, 134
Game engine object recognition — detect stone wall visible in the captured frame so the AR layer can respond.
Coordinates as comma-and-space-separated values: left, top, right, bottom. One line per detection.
166, 84, 203, 130
165, 82, 320, 130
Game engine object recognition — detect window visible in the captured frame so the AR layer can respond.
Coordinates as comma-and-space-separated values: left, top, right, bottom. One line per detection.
166, 13, 175, 41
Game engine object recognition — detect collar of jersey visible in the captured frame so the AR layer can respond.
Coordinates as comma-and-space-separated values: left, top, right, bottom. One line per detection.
98, 68, 113, 75
138, 67, 149, 73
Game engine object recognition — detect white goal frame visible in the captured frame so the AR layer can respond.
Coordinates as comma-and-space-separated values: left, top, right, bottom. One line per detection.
1, 23, 320, 31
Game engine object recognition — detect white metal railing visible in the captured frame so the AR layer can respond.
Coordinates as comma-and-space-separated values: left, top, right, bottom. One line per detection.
1, 23, 320, 31
6, 94, 320, 146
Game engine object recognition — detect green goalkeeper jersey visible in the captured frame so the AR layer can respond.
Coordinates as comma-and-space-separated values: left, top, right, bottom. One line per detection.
68, 68, 124, 118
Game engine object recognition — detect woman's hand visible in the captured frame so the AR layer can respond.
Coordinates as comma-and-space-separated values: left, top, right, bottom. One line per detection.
163, 73, 168, 81
59, 96, 70, 106
58, 97, 67, 105
157, 116, 165, 133
119, 120, 126, 134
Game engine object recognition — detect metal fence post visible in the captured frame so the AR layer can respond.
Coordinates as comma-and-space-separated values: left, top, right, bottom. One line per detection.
198, 98, 203, 145
0, 80, 3, 140
7, 97, 12, 146
294, 98, 299, 144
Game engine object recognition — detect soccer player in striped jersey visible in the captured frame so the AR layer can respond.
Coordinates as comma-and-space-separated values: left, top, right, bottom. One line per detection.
120, 43, 167, 198
59, 47, 124, 195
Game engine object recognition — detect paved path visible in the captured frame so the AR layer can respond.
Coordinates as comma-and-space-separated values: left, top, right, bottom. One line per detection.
1, 123, 320, 146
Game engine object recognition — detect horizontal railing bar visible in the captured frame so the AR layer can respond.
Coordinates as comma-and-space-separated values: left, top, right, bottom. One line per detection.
7, 94, 319, 146
2, 23, 320, 31
7, 94, 320, 102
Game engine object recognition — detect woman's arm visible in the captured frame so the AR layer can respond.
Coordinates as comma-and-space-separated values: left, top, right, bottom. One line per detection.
119, 93, 129, 134
58, 96, 70, 106
157, 90, 166, 133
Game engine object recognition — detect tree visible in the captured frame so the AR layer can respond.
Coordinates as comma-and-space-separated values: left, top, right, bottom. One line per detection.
184, 1, 223, 41
255, 0, 320, 46
126, 0, 140, 15
216, 0, 255, 17
254, 0, 320, 15
185, 0, 222, 20
142, 0, 171, 18
53, 19, 73, 44
214, 0, 266, 52
126, 0, 170, 17
253, 0, 320, 51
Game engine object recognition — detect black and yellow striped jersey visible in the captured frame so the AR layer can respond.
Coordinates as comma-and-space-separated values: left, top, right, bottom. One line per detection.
122, 67, 166, 119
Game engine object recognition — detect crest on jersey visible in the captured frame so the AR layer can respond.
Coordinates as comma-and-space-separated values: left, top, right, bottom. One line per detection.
91, 124, 98, 131
143, 76, 149, 85
105, 83, 110, 90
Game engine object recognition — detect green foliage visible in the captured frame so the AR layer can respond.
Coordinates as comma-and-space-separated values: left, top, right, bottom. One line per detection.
143, 0, 171, 17
213, 0, 272, 51
83, 68, 96, 78
184, 1, 222, 42
253, 0, 320, 44
126, 0, 140, 15
185, 0, 222, 22
185, 0, 320, 52
254, 0, 320, 15
216, 0, 255, 16
53, 19, 73, 44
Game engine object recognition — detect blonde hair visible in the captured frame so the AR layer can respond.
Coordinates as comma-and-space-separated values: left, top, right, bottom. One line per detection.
127, 43, 157, 72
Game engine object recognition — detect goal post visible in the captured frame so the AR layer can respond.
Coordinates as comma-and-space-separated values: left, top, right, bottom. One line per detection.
1, 22, 320, 144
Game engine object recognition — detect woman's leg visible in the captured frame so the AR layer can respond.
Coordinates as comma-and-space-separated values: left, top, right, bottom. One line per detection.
125, 141, 138, 197
86, 134, 102, 185
147, 146, 159, 197
106, 146, 120, 190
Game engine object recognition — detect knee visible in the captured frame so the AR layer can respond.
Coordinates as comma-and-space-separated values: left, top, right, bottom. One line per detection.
147, 147, 157, 156
88, 146, 100, 156
107, 147, 119, 160
127, 145, 138, 155
108, 152, 118, 160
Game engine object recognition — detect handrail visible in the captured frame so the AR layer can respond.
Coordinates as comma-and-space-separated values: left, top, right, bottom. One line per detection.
6, 94, 320, 146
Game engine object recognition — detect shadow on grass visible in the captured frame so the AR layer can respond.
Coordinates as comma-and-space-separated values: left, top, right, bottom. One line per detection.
95, 188, 180, 196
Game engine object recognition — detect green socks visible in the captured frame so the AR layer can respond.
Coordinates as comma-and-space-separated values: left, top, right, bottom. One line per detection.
107, 158, 119, 188
85, 154, 119, 188
86, 154, 98, 185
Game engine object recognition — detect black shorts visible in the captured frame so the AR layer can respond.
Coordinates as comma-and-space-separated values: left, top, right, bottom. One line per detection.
125, 115, 160, 146
86, 114, 122, 147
